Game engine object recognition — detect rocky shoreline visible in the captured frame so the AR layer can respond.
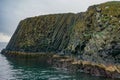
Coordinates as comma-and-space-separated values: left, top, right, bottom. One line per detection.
50, 55, 120, 79
2, 50, 120, 79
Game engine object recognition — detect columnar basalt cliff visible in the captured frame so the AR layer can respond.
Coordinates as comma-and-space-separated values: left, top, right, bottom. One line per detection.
2, 1, 120, 78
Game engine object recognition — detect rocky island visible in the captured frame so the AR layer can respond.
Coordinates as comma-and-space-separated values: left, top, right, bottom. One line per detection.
1, 1, 120, 78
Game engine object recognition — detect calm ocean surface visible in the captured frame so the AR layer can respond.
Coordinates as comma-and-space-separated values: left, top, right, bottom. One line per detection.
0, 43, 118, 80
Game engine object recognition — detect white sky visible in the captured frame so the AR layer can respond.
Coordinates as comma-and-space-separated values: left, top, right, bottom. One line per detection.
0, 0, 120, 42
0, 33, 10, 42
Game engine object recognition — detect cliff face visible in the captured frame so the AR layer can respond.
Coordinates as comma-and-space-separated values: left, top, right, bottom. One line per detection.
6, 13, 83, 53
5, 1, 120, 64
6, 13, 78, 52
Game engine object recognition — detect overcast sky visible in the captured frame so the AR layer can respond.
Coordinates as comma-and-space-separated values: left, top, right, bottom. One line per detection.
0, 0, 119, 42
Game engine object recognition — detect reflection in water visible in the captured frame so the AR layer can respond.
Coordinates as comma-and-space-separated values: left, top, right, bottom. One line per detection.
0, 54, 119, 80
0, 54, 15, 80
